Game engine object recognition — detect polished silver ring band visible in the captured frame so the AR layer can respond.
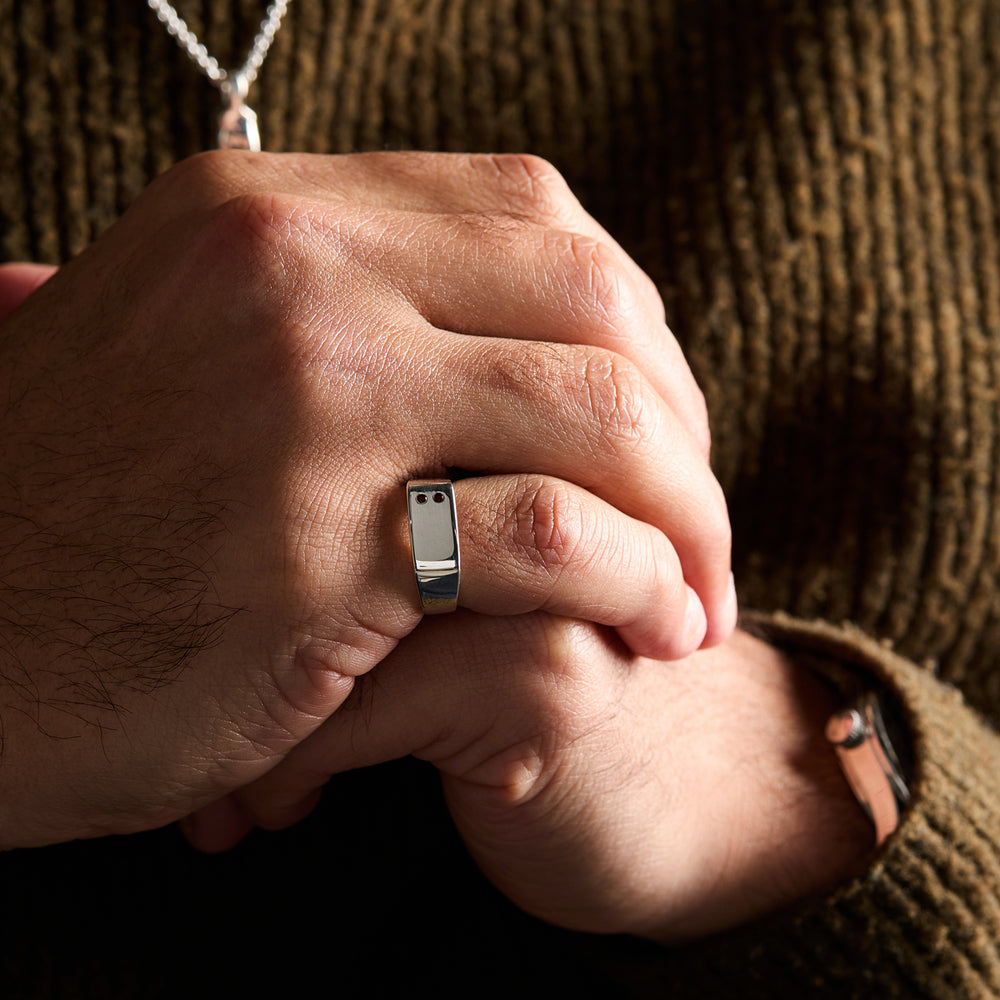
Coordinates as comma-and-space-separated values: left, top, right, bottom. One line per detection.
406, 480, 461, 613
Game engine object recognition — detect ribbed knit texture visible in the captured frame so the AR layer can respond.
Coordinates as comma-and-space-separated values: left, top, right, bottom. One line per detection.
5, 0, 1000, 720
680, 615, 1000, 999
2, 2, 1000, 997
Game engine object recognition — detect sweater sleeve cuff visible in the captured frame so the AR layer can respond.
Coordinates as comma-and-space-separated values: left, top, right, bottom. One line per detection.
602, 611, 1000, 998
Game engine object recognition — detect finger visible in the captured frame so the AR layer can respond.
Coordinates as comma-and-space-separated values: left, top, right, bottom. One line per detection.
178, 795, 256, 854
175, 150, 637, 264
399, 474, 706, 660
0, 263, 57, 326
387, 333, 733, 645
251, 152, 707, 454
140, 150, 672, 379
143, 153, 707, 448
229, 612, 576, 833
368, 212, 709, 457
134, 155, 734, 643
293, 151, 668, 320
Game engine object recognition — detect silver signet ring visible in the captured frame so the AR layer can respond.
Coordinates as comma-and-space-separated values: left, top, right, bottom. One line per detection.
406, 480, 461, 613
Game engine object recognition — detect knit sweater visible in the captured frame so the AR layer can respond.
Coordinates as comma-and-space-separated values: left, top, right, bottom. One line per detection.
1, 1, 999, 997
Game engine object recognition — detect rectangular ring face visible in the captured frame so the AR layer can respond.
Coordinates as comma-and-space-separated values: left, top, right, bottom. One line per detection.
407, 481, 460, 611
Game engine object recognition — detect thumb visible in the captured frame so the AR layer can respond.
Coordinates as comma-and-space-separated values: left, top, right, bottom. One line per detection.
0, 263, 57, 326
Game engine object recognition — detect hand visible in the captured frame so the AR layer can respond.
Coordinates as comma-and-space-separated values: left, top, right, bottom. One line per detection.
0, 151, 733, 848
203, 617, 872, 942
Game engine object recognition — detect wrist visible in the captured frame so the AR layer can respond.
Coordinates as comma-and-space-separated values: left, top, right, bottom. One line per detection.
643, 630, 875, 944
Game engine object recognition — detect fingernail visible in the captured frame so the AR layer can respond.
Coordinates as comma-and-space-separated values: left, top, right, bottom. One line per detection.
724, 572, 738, 628
683, 585, 708, 648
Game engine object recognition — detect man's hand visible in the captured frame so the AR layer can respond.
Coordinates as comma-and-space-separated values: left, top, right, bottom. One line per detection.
200, 617, 872, 942
0, 152, 734, 849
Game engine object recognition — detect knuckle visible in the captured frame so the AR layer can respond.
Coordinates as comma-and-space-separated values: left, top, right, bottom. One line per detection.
473, 611, 584, 674
182, 195, 374, 355
207, 191, 314, 258
217, 681, 302, 766
199, 192, 367, 280
578, 349, 659, 452
449, 208, 526, 249
533, 618, 624, 733
172, 192, 305, 299
230, 647, 355, 765
563, 234, 642, 331
170, 193, 314, 352
476, 615, 617, 748
536, 615, 607, 678
474, 342, 573, 405
481, 345, 659, 458
508, 476, 587, 577
474, 152, 579, 226
145, 148, 246, 207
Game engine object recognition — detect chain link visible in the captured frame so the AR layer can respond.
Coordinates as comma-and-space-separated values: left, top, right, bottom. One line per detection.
147, 0, 290, 90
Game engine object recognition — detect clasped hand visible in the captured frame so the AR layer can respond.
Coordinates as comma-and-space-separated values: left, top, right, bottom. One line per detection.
0, 151, 734, 854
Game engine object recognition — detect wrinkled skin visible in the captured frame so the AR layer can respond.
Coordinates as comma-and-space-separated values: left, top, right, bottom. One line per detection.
194, 616, 871, 943
0, 151, 734, 849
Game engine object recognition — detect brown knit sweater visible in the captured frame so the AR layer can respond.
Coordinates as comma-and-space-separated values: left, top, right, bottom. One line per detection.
2, 1, 999, 997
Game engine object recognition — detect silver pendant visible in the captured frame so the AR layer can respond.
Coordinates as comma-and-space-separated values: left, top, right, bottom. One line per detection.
218, 75, 261, 151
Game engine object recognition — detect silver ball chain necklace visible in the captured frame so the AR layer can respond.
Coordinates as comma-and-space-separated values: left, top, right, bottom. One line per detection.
146, 0, 292, 151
